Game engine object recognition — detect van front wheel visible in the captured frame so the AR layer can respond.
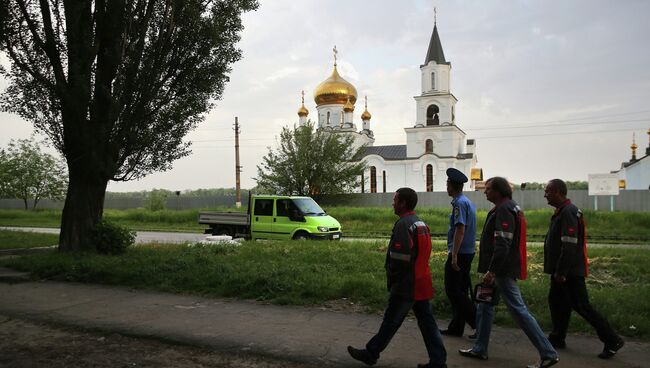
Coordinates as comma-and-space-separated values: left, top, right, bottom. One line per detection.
293, 231, 309, 241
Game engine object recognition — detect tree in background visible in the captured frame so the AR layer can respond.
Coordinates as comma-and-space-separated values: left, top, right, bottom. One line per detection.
0, 136, 67, 210
0, 0, 258, 251
518, 181, 588, 190
256, 122, 367, 196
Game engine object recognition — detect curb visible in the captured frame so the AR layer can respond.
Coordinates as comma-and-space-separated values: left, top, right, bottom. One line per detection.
0, 267, 32, 283
0, 245, 57, 256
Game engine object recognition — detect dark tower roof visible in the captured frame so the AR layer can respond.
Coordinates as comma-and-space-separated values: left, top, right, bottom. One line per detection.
424, 24, 449, 65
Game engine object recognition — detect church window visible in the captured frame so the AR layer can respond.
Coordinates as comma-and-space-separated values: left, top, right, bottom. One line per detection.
361, 172, 365, 193
327, 111, 330, 125
426, 164, 433, 192
431, 72, 436, 90
452, 106, 455, 122
425, 139, 433, 153
370, 166, 377, 193
426, 105, 440, 126
382, 171, 387, 193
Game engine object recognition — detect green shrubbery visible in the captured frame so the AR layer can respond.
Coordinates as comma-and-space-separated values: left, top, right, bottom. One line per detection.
91, 220, 135, 255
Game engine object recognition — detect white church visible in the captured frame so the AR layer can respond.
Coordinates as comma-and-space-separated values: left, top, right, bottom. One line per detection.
295, 20, 479, 193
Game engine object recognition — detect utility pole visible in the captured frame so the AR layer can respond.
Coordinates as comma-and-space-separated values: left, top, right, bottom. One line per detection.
234, 117, 242, 208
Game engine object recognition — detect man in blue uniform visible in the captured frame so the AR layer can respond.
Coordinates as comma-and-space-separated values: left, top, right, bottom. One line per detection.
347, 187, 447, 368
459, 177, 559, 368
440, 168, 477, 337
543, 179, 624, 359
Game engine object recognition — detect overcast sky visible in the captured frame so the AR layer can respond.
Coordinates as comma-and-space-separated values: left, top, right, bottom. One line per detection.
1, 0, 649, 192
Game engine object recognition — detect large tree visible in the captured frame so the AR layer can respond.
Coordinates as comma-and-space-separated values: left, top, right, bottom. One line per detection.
256, 122, 367, 196
0, 0, 258, 251
0, 136, 68, 210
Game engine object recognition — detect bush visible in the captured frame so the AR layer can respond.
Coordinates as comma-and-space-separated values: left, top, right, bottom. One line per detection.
144, 189, 167, 211
92, 220, 135, 255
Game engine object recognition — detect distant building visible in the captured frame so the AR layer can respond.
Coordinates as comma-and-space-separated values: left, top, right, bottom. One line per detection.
612, 129, 650, 190
295, 17, 479, 193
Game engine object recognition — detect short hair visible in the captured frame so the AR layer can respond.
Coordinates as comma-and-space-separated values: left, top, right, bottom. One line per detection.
448, 181, 464, 193
486, 176, 512, 199
396, 187, 418, 211
547, 179, 568, 196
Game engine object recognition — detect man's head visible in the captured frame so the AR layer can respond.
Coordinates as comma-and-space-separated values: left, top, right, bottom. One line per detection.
484, 176, 512, 204
446, 168, 467, 197
393, 187, 418, 215
544, 179, 568, 208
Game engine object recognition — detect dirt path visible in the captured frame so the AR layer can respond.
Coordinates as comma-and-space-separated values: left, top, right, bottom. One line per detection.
0, 314, 312, 368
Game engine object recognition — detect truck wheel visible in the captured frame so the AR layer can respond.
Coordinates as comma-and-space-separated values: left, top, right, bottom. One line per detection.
215, 227, 233, 237
293, 231, 309, 241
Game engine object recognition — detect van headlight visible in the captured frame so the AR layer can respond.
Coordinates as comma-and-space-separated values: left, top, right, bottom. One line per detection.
317, 226, 328, 232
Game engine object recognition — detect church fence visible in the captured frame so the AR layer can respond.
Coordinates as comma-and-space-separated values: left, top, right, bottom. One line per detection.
0, 190, 648, 211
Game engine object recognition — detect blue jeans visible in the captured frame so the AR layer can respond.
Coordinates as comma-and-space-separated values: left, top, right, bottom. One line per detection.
472, 276, 557, 359
367, 295, 447, 366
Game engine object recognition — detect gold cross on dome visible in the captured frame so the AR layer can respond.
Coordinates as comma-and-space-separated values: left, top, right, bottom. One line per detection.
333, 45, 338, 66
434, 7, 437, 24
301, 90, 305, 104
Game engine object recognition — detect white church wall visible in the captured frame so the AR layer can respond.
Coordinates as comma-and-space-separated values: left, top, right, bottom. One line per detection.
620, 158, 650, 190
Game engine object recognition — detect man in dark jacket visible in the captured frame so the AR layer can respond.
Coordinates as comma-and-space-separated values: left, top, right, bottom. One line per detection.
543, 179, 624, 359
459, 177, 559, 368
347, 187, 447, 368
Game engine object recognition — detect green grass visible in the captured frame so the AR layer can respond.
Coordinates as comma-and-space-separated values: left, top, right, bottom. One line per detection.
0, 230, 59, 249
1, 240, 648, 340
1, 206, 649, 243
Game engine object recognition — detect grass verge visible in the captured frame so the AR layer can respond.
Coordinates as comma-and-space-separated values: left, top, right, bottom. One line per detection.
0, 230, 59, 250
1, 240, 647, 340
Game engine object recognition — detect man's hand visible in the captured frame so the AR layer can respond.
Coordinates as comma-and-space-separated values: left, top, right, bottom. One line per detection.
482, 271, 495, 285
554, 273, 566, 283
451, 253, 460, 271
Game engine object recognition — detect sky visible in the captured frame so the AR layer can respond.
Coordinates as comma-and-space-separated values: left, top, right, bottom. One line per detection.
1, 0, 649, 192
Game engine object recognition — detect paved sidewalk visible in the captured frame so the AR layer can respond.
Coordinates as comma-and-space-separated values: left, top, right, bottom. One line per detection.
0, 277, 647, 368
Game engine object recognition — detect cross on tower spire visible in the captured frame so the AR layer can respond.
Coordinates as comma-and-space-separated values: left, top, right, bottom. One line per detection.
333, 45, 338, 66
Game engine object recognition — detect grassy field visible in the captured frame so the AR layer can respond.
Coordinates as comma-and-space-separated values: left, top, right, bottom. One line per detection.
1, 206, 649, 243
1, 239, 648, 340
0, 230, 59, 250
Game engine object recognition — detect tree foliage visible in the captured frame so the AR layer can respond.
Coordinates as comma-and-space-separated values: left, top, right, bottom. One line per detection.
0, 0, 258, 250
0, 136, 68, 210
517, 181, 589, 190
256, 122, 367, 196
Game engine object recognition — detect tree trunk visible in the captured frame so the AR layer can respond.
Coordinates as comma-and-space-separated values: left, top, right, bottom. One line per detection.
58, 167, 108, 252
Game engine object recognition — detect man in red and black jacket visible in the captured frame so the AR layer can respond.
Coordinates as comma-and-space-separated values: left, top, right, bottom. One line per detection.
459, 177, 559, 368
348, 187, 447, 368
543, 179, 624, 359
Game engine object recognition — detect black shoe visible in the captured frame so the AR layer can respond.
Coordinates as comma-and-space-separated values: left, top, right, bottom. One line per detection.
468, 331, 477, 339
417, 364, 447, 368
526, 357, 559, 368
598, 339, 624, 359
440, 329, 463, 337
458, 348, 488, 360
547, 335, 566, 349
347, 346, 377, 366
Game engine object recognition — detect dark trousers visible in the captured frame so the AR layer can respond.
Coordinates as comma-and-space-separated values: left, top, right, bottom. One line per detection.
548, 275, 620, 345
444, 253, 476, 333
367, 295, 447, 366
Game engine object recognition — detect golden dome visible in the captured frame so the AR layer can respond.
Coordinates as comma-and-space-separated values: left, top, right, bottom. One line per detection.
361, 95, 371, 120
343, 97, 354, 112
297, 90, 309, 117
313, 65, 357, 106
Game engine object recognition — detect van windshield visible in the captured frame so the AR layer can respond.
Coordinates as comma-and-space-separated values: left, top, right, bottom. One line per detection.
292, 198, 326, 216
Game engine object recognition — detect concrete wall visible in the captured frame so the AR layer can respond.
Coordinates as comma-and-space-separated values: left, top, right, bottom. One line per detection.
1, 190, 648, 211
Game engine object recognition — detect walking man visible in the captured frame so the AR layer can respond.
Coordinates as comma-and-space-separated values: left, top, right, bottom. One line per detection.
348, 187, 447, 368
543, 179, 624, 359
459, 177, 559, 368
440, 168, 477, 337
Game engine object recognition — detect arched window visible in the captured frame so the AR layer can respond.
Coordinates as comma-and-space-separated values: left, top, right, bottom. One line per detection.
426, 164, 433, 192
425, 139, 433, 153
431, 72, 436, 90
370, 166, 377, 193
426, 105, 439, 126
382, 171, 387, 193
361, 172, 365, 193
326, 111, 331, 125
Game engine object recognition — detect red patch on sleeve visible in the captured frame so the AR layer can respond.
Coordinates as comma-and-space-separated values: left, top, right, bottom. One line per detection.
394, 242, 401, 250
501, 222, 509, 229
568, 227, 576, 235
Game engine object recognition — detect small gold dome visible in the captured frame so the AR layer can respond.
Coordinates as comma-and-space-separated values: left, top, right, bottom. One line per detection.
343, 97, 354, 112
313, 65, 357, 106
297, 105, 308, 117
361, 109, 372, 120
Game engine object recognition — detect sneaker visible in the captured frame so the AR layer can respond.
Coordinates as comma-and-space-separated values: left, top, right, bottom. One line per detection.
417, 364, 447, 368
458, 348, 488, 360
598, 339, 624, 359
439, 329, 463, 337
467, 331, 477, 339
526, 357, 559, 368
347, 346, 377, 366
